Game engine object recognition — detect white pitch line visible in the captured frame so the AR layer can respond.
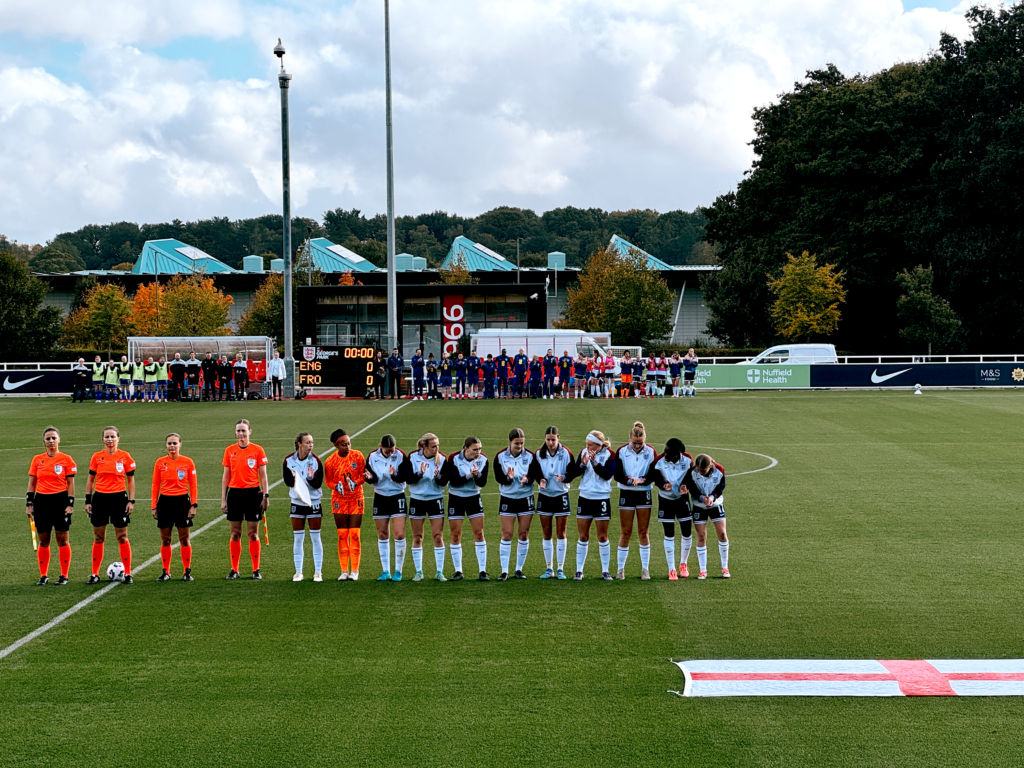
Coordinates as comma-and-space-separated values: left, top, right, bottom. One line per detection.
690, 446, 779, 477
0, 401, 412, 662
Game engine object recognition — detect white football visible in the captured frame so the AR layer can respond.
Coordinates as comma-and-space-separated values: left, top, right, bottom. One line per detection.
106, 561, 125, 581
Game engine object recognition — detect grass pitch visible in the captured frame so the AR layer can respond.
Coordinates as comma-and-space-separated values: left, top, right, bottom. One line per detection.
0, 391, 1022, 767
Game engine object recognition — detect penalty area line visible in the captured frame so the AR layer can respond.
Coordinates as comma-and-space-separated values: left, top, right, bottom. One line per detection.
0, 401, 412, 663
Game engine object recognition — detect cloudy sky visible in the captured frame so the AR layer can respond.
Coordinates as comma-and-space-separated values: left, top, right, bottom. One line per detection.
0, 0, 992, 244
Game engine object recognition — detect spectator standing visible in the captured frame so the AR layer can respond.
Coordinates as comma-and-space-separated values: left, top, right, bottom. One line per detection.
72, 358, 90, 403
168, 353, 186, 402
267, 350, 287, 402
373, 351, 387, 400
201, 353, 218, 402
387, 348, 404, 399
232, 353, 249, 401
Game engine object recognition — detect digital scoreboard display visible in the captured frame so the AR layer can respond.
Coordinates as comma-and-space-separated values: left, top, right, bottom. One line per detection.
298, 346, 376, 395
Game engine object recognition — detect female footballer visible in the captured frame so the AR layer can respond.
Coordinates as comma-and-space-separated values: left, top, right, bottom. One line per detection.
438, 352, 454, 401
440, 436, 490, 580
221, 419, 270, 580
684, 453, 729, 579
647, 438, 693, 579
405, 433, 449, 581
365, 434, 408, 581
573, 431, 616, 581
324, 429, 366, 580
283, 432, 325, 582
27, 427, 76, 585
151, 433, 198, 581
535, 426, 577, 579
85, 426, 137, 583
614, 422, 657, 580
494, 428, 540, 580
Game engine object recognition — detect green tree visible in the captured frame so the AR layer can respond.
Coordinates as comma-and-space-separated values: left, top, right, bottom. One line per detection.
896, 264, 961, 355
606, 248, 675, 346
0, 253, 64, 361
239, 273, 284, 350
159, 274, 234, 336
768, 252, 846, 341
557, 247, 674, 348
29, 240, 85, 273
71, 283, 132, 356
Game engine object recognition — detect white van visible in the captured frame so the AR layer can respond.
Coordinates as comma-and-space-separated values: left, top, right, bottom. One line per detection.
739, 344, 838, 365
471, 329, 620, 371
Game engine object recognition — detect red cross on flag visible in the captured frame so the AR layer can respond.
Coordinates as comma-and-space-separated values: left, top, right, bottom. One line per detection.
672, 660, 1024, 696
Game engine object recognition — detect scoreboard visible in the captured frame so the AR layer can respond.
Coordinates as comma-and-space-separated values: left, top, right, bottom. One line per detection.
298, 346, 376, 395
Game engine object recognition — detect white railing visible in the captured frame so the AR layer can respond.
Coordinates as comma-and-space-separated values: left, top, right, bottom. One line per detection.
0, 362, 76, 371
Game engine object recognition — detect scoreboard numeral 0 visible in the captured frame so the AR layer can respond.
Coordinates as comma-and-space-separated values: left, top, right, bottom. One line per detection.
345, 347, 376, 359
366, 376, 373, 386
366, 362, 373, 373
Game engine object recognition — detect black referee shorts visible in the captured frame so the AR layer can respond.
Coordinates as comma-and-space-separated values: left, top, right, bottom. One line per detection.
226, 487, 264, 522
33, 492, 72, 533
90, 491, 130, 528
156, 494, 194, 529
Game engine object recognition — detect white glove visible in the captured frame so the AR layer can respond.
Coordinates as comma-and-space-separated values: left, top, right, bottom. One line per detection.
335, 481, 345, 495
346, 477, 357, 491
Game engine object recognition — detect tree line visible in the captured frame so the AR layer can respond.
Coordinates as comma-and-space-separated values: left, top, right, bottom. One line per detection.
6, 206, 707, 276
700, 3, 1024, 352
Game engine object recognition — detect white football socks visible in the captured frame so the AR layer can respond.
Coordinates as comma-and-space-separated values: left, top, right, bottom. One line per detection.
451, 543, 463, 572
378, 539, 390, 574
719, 540, 729, 570
542, 538, 554, 568
599, 540, 611, 572
515, 539, 529, 572
293, 530, 305, 573
664, 535, 676, 569
696, 545, 707, 573
639, 543, 650, 570
475, 541, 488, 572
576, 540, 589, 572
434, 545, 446, 572
412, 545, 423, 572
499, 539, 512, 574
394, 539, 406, 573
556, 537, 566, 568
617, 546, 629, 571
310, 529, 323, 573
680, 535, 692, 567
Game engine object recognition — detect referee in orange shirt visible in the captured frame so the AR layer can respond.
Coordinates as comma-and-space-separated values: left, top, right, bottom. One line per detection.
323, 428, 366, 580
221, 419, 269, 580
151, 433, 198, 582
26, 426, 76, 585
85, 426, 137, 584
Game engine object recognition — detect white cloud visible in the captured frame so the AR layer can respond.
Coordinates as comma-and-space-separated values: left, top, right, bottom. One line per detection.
0, 0, 980, 243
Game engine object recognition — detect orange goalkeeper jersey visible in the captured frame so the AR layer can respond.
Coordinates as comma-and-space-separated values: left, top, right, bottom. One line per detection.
151, 455, 198, 507
324, 449, 366, 508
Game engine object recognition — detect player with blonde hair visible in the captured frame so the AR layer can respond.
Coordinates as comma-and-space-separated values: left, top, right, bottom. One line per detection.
405, 432, 449, 581
573, 430, 616, 580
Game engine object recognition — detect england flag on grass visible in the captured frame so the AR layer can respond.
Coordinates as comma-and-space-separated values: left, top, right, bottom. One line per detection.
672, 660, 1024, 697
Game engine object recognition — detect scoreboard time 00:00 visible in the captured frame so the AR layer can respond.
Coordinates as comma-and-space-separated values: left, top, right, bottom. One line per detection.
297, 346, 376, 388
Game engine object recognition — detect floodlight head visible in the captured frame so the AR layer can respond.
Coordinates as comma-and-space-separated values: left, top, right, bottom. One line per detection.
274, 39, 285, 59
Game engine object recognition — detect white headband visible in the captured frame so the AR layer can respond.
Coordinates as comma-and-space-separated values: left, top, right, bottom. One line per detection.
586, 432, 603, 445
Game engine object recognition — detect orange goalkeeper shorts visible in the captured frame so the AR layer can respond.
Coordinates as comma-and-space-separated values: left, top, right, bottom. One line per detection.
331, 494, 365, 516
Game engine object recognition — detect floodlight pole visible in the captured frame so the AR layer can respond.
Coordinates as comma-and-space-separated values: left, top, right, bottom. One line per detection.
385, 0, 398, 354
275, 39, 296, 399
516, 237, 522, 284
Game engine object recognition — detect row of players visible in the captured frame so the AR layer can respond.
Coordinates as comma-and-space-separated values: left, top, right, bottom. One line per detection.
403, 348, 701, 399
24, 420, 729, 585
71, 352, 289, 402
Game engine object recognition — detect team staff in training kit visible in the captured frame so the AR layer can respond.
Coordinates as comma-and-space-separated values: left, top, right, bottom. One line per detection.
27, 427, 76, 585
151, 433, 198, 582
85, 427, 137, 584
222, 419, 269, 580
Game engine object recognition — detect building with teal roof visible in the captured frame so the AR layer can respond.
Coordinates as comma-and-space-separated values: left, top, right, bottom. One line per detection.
131, 239, 237, 275
606, 235, 677, 270
440, 236, 515, 271
307, 238, 377, 273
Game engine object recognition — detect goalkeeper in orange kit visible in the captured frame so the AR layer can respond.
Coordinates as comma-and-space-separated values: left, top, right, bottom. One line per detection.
324, 429, 366, 580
